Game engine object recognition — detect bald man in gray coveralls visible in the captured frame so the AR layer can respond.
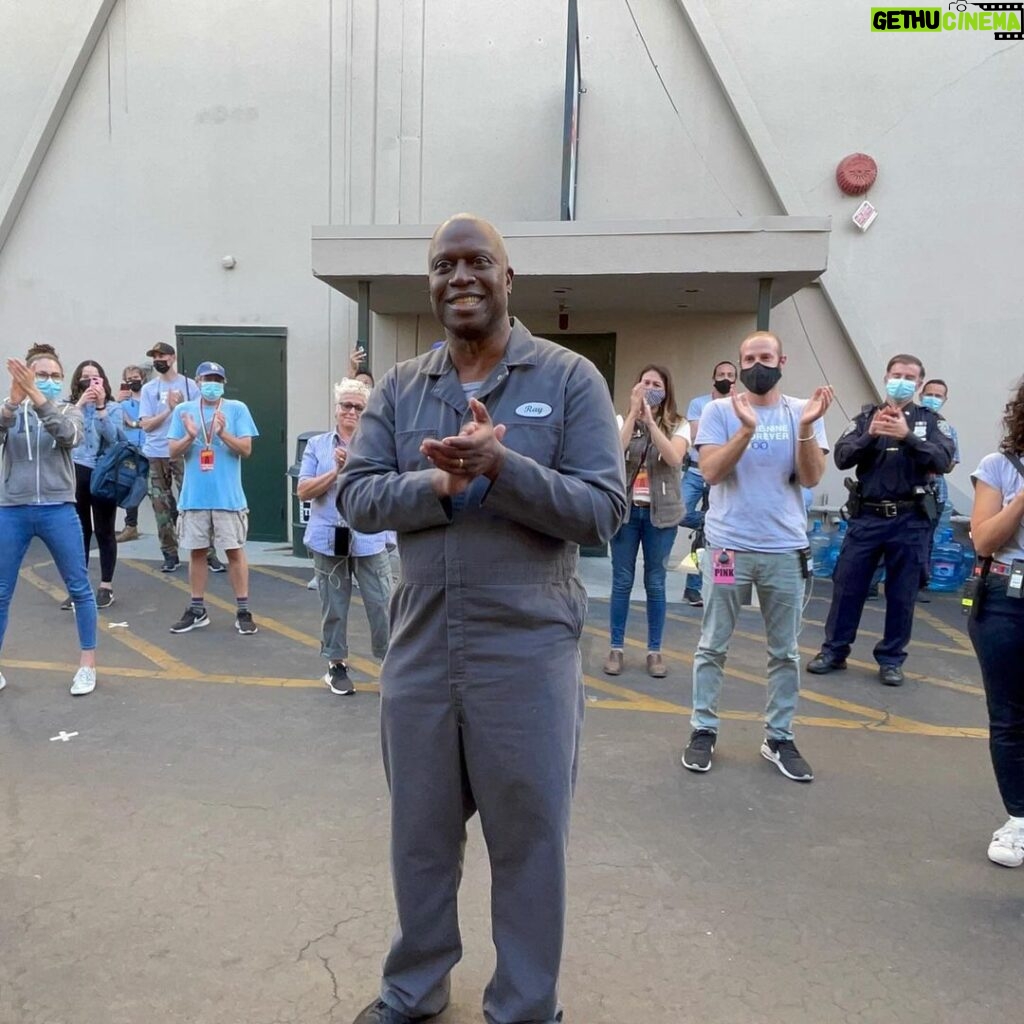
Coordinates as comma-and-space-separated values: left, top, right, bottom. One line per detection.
340, 215, 626, 1024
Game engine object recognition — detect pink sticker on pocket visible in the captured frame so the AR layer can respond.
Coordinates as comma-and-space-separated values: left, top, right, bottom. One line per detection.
712, 549, 735, 585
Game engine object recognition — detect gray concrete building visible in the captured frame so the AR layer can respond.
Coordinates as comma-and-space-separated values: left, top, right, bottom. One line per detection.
2, 0, 1019, 539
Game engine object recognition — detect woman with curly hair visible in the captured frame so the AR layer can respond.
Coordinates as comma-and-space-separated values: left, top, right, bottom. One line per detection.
604, 364, 689, 678
0, 344, 98, 696
969, 376, 1024, 867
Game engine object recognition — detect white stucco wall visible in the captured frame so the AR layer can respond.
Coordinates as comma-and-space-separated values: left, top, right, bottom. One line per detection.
1, 0, 1018, 512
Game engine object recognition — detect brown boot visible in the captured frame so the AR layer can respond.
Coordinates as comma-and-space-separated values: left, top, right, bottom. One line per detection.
603, 649, 624, 676
646, 653, 667, 678
115, 525, 139, 542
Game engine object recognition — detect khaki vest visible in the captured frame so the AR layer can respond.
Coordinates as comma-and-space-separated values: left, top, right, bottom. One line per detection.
624, 425, 684, 528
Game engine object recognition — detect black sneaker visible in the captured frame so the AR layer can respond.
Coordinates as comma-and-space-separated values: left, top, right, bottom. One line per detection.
95, 588, 115, 610
683, 588, 704, 608
323, 663, 354, 695
60, 596, 74, 611
682, 729, 716, 772
169, 606, 209, 633
760, 737, 814, 782
161, 552, 180, 573
207, 552, 227, 573
234, 610, 258, 635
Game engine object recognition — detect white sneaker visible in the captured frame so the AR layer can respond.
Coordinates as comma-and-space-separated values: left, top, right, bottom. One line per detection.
0, 671, 6, 692
306, 576, 318, 591
70, 666, 96, 696
987, 819, 1024, 868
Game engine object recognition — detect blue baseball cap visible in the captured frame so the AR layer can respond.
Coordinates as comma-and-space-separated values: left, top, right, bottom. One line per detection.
195, 361, 227, 380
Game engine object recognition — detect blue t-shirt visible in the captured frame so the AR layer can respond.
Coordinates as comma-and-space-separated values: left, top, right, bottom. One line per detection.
139, 375, 199, 458
695, 395, 829, 552
167, 399, 259, 511
685, 393, 714, 467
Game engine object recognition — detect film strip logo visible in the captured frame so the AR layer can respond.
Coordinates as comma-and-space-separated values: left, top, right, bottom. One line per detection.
967, 2, 1024, 39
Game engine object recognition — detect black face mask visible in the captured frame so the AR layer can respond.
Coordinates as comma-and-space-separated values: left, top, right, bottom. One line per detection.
152, 360, 171, 374
712, 378, 733, 396
123, 380, 142, 392
739, 363, 782, 396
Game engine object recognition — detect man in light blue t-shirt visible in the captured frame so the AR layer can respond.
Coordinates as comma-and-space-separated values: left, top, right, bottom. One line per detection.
681, 331, 832, 783
166, 361, 259, 636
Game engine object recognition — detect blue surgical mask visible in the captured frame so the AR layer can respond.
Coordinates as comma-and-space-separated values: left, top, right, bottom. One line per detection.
885, 378, 917, 402
36, 379, 63, 400
644, 387, 666, 408
200, 382, 224, 401
921, 395, 944, 413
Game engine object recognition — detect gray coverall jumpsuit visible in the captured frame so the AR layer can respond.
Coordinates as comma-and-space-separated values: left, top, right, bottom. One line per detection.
339, 320, 626, 1024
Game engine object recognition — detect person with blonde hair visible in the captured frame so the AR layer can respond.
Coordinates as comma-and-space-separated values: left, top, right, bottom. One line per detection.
0, 343, 98, 696
298, 377, 391, 694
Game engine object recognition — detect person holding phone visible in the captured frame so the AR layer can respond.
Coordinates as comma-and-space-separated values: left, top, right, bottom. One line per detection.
298, 378, 391, 694
63, 359, 125, 610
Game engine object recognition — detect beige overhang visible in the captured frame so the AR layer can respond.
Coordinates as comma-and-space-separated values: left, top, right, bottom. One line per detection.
311, 217, 830, 315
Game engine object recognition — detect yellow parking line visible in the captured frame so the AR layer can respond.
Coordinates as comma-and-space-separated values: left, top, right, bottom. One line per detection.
914, 606, 973, 651
121, 559, 382, 679
18, 565, 200, 677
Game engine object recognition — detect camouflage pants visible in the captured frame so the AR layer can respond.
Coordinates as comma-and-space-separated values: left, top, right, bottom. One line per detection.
148, 456, 184, 556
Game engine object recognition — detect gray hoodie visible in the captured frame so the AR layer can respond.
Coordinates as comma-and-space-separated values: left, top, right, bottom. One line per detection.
0, 399, 84, 505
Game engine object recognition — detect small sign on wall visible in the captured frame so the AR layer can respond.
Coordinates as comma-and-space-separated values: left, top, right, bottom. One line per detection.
852, 200, 878, 231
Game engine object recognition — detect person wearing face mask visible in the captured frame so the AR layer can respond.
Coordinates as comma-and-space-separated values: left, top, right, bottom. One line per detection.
808, 354, 955, 686
681, 331, 833, 782
298, 378, 391, 694
604, 364, 690, 678
920, 378, 960, 540
139, 343, 226, 575
114, 365, 149, 542
166, 362, 260, 635
679, 361, 738, 606
0, 343, 99, 697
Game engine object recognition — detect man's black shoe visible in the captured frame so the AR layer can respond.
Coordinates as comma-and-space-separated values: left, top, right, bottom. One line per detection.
352, 998, 443, 1024
161, 552, 180, 573
207, 552, 227, 573
807, 653, 847, 675
681, 728, 716, 772
879, 665, 904, 686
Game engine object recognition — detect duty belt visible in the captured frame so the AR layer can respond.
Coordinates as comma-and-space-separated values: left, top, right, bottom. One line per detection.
861, 499, 917, 518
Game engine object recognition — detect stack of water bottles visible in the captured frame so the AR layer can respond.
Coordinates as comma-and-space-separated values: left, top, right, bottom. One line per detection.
927, 528, 974, 593
806, 519, 847, 579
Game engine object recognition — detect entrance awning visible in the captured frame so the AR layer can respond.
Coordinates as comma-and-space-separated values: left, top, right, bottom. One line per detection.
311, 217, 830, 316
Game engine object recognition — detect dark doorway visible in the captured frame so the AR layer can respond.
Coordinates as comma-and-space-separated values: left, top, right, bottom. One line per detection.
175, 325, 288, 542
552, 332, 616, 394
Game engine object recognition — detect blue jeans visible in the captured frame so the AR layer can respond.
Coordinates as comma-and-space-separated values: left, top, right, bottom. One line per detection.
0, 503, 97, 651
609, 504, 677, 650
691, 550, 804, 740
680, 467, 708, 593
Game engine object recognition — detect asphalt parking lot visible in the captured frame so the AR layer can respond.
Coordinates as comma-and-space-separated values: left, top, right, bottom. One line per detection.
2, 535, 1021, 1024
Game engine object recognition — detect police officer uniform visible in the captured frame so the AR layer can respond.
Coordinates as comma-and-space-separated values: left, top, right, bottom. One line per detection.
808, 400, 955, 684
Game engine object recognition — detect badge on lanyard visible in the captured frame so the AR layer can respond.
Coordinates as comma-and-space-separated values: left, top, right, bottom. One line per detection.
712, 548, 736, 585
198, 401, 220, 471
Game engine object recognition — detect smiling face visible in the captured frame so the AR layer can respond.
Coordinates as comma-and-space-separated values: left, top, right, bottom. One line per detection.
428, 217, 513, 342
335, 393, 366, 437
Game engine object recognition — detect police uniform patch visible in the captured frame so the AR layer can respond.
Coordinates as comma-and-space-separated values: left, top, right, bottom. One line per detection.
938, 420, 952, 437
841, 420, 858, 437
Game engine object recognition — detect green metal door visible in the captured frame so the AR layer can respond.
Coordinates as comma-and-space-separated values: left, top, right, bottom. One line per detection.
175, 325, 288, 542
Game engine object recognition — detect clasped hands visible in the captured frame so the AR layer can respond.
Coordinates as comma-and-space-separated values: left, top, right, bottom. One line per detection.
181, 410, 226, 439
422, 398, 506, 497
868, 403, 910, 440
